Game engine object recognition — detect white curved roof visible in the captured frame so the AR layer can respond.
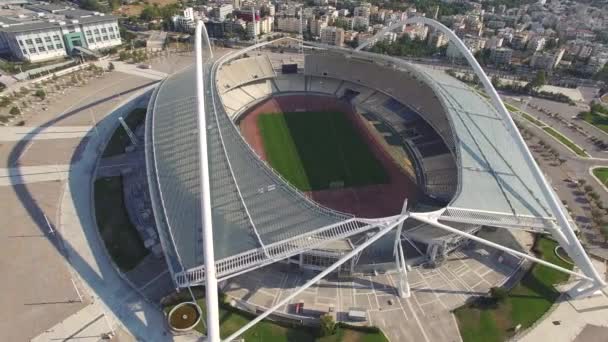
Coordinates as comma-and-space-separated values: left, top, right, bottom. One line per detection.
146, 39, 569, 287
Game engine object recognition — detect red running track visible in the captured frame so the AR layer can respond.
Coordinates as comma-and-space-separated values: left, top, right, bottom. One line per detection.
238, 94, 420, 218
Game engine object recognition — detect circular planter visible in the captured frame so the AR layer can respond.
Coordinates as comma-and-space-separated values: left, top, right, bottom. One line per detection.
167, 302, 202, 332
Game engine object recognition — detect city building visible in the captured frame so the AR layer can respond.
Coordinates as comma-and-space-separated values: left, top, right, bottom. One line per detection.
320, 26, 344, 46
310, 17, 328, 37
527, 36, 546, 52
427, 31, 449, 48
277, 17, 302, 33
213, 4, 234, 21
172, 7, 196, 33
530, 48, 565, 70
0, 11, 121, 62
490, 47, 513, 65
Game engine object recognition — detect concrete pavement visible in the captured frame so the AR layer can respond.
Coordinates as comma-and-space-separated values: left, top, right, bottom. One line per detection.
520, 260, 608, 342
0, 164, 73, 185
0, 126, 92, 141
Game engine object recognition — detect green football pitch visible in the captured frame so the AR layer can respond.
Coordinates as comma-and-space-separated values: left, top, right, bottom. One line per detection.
257, 111, 389, 191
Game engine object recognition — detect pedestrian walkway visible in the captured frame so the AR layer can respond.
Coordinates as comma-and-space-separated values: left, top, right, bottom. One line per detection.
0, 126, 92, 141
31, 301, 114, 342
104, 61, 168, 81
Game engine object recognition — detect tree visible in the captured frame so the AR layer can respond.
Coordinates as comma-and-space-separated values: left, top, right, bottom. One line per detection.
584, 185, 594, 193
107, 62, 115, 72
80, 0, 103, 12
34, 89, 46, 100
319, 314, 336, 337
491, 75, 502, 88
9, 106, 20, 115
489, 287, 508, 303
528, 70, 547, 91
119, 51, 131, 61
600, 225, 608, 243
578, 179, 587, 187
109, 0, 121, 10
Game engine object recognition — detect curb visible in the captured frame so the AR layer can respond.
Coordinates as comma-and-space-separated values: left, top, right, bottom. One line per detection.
588, 166, 608, 194
513, 113, 590, 158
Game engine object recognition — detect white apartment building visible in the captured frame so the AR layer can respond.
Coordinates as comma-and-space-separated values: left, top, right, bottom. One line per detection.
353, 4, 371, 18
490, 47, 513, 65
530, 48, 565, 70
526, 36, 546, 52
310, 17, 328, 37
214, 4, 233, 21
277, 17, 303, 33
427, 31, 449, 48
352, 16, 369, 30
320, 26, 344, 46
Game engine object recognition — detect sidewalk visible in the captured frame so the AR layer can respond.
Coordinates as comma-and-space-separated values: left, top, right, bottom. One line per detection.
520, 259, 608, 342
32, 301, 115, 342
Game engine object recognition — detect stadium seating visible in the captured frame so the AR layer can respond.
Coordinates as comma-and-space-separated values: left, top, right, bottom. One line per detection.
273, 74, 306, 92
307, 76, 342, 95
239, 80, 274, 100
304, 54, 454, 150
221, 87, 256, 117
217, 55, 275, 93
216, 53, 459, 201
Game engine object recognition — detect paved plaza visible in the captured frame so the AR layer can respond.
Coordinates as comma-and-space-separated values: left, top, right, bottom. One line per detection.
224, 244, 521, 342
0, 68, 165, 341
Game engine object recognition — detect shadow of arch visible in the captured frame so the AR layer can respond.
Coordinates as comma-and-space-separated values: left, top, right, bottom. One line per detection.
6, 79, 169, 340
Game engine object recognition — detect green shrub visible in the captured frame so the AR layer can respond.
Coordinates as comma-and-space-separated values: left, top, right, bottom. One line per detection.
9, 106, 20, 115
320, 314, 336, 336
34, 89, 46, 99
489, 287, 508, 303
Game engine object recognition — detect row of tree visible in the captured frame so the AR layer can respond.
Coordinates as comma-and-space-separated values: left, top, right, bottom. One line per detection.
369, 35, 443, 58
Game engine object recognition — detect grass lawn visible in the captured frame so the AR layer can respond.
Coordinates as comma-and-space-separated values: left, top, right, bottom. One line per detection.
580, 110, 608, 135
103, 108, 146, 157
542, 126, 589, 157
94, 176, 148, 271
520, 112, 544, 127
164, 297, 388, 342
258, 111, 388, 191
593, 167, 608, 185
505, 103, 520, 113
454, 237, 572, 342
317, 327, 388, 342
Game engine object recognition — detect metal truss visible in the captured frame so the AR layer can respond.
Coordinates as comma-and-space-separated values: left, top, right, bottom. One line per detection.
174, 217, 386, 286
440, 207, 555, 233
358, 17, 606, 297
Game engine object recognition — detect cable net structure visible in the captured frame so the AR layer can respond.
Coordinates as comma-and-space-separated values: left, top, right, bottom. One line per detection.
145, 18, 605, 303
145, 48, 391, 288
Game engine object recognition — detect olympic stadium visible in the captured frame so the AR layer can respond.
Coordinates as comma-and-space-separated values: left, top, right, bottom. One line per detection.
143, 18, 605, 341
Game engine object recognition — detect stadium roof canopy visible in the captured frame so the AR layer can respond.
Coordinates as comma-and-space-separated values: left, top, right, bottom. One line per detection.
145, 51, 398, 287
145, 33, 593, 288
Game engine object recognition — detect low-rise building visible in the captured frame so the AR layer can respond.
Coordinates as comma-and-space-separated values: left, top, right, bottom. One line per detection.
530, 48, 565, 71
490, 47, 513, 65
0, 12, 121, 62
